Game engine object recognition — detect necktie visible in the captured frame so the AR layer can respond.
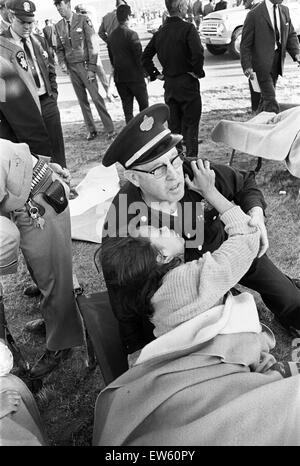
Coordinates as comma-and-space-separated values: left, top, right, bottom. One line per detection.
21, 38, 41, 88
273, 4, 281, 48
66, 20, 72, 46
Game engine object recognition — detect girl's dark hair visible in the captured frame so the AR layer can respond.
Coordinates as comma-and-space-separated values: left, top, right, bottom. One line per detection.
100, 235, 181, 319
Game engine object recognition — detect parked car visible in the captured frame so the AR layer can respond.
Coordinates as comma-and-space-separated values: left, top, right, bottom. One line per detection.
199, 0, 300, 58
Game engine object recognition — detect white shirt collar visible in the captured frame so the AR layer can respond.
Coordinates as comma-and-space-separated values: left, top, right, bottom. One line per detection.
265, 0, 280, 17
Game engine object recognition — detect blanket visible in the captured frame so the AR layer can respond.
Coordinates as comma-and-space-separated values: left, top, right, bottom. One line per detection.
93, 294, 300, 446
69, 164, 120, 243
211, 107, 300, 178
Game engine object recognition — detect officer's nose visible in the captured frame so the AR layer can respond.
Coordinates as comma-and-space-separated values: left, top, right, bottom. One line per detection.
165, 163, 179, 180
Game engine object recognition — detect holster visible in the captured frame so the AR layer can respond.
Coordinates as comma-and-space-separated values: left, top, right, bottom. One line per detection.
43, 179, 68, 214
29, 160, 68, 215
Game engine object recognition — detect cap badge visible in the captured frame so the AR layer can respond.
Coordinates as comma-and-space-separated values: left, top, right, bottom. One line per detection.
23, 1, 31, 12
140, 115, 154, 132
16, 50, 28, 71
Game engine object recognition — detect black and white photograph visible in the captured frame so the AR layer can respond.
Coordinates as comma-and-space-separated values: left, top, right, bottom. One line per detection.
0, 0, 300, 450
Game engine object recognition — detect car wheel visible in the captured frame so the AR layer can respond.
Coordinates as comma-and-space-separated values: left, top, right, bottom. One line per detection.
228, 27, 243, 59
206, 44, 227, 55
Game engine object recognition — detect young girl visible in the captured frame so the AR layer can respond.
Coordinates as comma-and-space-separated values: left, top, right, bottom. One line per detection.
102, 159, 261, 343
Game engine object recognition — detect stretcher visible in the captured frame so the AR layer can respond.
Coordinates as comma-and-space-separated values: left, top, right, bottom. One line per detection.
212, 103, 300, 177
74, 273, 128, 386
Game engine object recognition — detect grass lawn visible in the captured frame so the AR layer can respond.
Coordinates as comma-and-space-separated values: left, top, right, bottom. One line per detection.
2, 75, 300, 445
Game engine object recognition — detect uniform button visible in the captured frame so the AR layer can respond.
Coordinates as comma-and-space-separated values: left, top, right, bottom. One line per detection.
213, 216, 217, 221
187, 233, 191, 239
141, 216, 147, 222
198, 245, 202, 251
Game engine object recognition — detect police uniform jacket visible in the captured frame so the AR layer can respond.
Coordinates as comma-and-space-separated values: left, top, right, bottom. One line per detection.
55, 12, 97, 72
1, 28, 58, 98
102, 160, 266, 354
240, 1, 300, 80
0, 35, 52, 154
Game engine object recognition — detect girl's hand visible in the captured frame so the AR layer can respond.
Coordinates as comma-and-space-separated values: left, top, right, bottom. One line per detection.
185, 159, 215, 197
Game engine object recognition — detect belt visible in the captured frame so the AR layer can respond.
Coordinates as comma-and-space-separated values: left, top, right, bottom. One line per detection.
30, 159, 53, 197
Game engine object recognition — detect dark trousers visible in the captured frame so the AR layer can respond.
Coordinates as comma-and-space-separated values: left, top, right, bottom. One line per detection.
257, 48, 281, 114
248, 80, 261, 113
40, 93, 66, 168
164, 74, 202, 158
239, 254, 300, 330
115, 81, 149, 123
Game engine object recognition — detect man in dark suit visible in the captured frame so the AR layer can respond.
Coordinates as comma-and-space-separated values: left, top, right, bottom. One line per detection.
240, 0, 300, 113
214, 0, 227, 11
42, 19, 56, 52
1, 0, 66, 167
142, 0, 205, 158
107, 4, 148, 123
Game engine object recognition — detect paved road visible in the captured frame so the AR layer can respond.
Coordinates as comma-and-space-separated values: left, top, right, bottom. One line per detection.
57, 34, 299, 103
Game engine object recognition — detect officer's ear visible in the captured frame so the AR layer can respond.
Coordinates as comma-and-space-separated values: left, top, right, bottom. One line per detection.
124, 169, 141, 188
7, 11, 14, 24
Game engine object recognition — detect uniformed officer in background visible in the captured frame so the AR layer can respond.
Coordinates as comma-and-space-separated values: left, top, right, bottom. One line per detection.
54, 0, 116, 141
74, 3, 113, 102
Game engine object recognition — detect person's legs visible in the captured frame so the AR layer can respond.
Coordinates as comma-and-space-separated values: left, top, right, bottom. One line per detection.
40, 94, 66, 168
129, 81, 149, 112
165, 80, 185, 154
78, 64, 114, 134
115, 82, 134, 123
239, 254, 300, 331
181, 76, 202, 158
96, 61, 109, 92
68, 65, 96, 133
182, 95, 202, 158
13, 186, 84, 352
248, 80, 261, 113
257, 50, 280, 114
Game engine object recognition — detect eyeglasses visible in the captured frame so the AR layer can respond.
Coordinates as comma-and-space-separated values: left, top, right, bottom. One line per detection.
131, 155, 183, 179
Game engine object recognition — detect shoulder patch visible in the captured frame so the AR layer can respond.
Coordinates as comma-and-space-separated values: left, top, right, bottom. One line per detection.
16, 50, 28, 71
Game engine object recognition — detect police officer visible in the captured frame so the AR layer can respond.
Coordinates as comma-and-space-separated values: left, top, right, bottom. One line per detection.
0, 138, 84, 378
74, 3, 113, 102
54, 0, 115, 141
1, 0, 66, 167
